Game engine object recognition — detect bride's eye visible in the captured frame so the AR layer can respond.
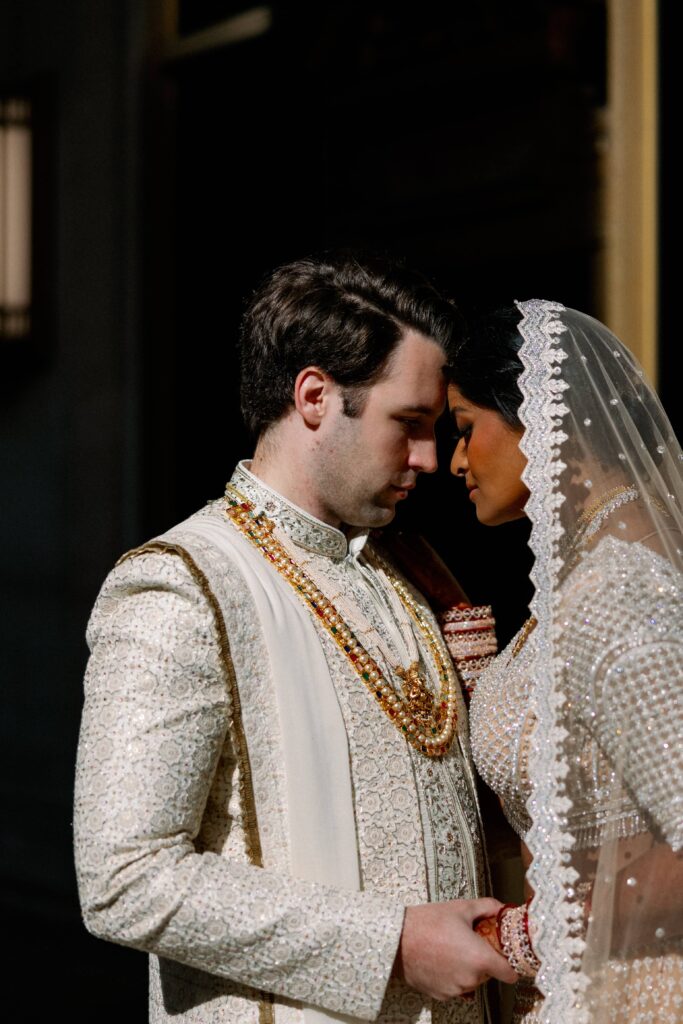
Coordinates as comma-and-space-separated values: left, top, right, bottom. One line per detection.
452, 424, 472, 443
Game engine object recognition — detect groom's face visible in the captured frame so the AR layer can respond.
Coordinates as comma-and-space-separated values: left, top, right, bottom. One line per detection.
313, 330, 446, 529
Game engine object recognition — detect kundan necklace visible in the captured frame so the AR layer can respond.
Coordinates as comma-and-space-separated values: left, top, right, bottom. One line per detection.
224, 486, 459, 757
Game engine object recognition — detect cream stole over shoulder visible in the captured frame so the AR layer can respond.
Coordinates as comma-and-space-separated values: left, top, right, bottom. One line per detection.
162, 503, 430, 1024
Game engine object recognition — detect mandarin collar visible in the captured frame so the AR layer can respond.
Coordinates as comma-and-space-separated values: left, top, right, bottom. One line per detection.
227, 461, 369, 560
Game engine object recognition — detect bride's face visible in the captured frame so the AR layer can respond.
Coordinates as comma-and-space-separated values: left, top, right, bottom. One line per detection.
448, 385, 529, 526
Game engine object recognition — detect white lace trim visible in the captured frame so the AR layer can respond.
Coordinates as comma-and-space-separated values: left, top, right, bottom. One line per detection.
516, 299, 590, 1021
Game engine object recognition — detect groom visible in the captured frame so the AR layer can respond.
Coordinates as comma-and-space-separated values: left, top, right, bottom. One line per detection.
74, 253, 516, 1023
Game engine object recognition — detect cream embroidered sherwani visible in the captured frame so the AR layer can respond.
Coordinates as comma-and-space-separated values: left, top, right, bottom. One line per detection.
74, 463, 488, 1024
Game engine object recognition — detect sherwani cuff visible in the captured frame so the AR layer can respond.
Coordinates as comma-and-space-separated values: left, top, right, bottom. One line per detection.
328, 897, 405, 1020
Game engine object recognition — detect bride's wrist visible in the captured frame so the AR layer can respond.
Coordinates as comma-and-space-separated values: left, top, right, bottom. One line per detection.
437, 604, 497, 701
495, 901, 540, 979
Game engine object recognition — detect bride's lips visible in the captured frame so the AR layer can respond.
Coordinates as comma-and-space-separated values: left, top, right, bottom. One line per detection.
467, 485, 479, 501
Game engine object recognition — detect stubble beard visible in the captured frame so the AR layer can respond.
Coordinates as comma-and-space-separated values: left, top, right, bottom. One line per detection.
312, 422, 396, 530
316, 459, 396, 529
311, 407, 403, 532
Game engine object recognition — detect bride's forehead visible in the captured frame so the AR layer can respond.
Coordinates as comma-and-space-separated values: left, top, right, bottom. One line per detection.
447, 386, 476, 413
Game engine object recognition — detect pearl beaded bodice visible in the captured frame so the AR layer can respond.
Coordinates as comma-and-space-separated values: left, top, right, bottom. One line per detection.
470, 535, 683, 851
469, 625, 535, 840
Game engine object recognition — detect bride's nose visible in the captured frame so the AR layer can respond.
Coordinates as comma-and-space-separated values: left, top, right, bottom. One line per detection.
450, 437, 468, 477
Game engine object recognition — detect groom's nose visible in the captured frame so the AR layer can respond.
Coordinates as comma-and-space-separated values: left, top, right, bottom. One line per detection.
450, 437, 468, 476
408, 436, 438, 475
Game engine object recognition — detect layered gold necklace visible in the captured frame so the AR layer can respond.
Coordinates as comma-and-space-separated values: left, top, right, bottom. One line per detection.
224, 486, 459, 757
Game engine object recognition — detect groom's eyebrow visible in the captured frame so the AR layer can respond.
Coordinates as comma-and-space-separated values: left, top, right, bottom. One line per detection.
399, 405, 434, 416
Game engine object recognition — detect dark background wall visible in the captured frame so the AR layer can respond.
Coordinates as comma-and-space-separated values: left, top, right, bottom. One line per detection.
147, 1, 606, 639
0, 3, 673, 1020
1, 0, 148, 1015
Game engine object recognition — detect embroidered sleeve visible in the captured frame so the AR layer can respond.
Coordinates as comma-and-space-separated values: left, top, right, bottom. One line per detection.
74, 550, 404, 1019
562, 542, 683, 851
589, 633, 683, 851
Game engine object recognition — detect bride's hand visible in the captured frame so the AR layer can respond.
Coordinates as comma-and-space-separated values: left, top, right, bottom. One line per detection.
474, 912, 503, 956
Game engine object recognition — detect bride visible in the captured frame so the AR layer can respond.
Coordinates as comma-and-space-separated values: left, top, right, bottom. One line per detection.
446, 300, 683, 1023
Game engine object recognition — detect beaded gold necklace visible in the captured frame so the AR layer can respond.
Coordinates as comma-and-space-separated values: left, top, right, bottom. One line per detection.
574, 483, 639, 541
224, 486, 458, 757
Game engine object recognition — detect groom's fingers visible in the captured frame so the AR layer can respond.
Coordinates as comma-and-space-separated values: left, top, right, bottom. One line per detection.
456, 896, 504, 924
396, 899, 519, 999
476, 934, 519, 985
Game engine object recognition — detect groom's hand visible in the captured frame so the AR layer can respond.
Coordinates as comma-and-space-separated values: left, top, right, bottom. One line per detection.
393, 899, 518, 1000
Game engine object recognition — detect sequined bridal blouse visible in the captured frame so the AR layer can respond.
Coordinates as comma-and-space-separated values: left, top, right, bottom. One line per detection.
470, 531, 683, 1023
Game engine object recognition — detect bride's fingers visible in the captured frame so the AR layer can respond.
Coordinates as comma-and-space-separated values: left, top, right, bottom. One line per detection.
474, 916, 503, 954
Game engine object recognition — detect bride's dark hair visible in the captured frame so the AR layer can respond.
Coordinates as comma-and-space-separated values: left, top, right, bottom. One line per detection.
449, 303, 670, 475
446, 305, 524, 428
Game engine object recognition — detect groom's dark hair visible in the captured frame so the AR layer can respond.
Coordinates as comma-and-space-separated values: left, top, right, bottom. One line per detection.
239, 251, 461, 439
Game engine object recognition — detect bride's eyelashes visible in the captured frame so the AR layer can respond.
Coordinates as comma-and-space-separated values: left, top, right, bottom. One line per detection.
451, 424, 472, 443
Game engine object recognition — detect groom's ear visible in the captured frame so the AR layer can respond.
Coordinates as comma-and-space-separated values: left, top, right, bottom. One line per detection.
293, 366, 337, 427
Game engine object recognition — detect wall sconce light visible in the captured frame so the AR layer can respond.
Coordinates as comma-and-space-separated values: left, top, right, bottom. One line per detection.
0, 97, 32, 342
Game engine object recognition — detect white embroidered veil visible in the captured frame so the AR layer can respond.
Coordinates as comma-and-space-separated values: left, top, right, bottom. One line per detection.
515, 300, 683, 1022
